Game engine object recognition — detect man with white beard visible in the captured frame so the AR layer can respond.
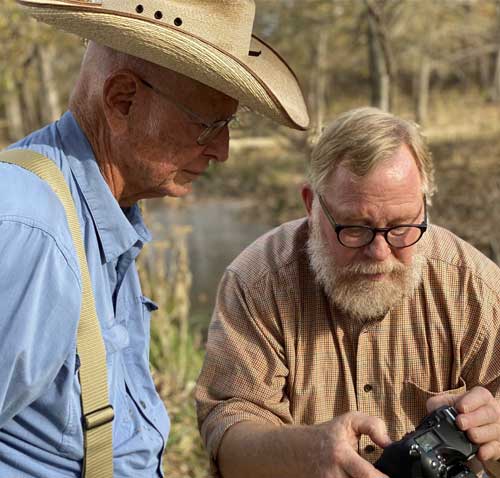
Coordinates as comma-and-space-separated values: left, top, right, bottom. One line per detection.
196, 107, 500, 478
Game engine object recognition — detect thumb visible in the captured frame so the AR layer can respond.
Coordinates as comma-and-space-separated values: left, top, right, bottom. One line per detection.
353, 415, 392, 448
370, 424, 392, 449
426, 393, 460, 413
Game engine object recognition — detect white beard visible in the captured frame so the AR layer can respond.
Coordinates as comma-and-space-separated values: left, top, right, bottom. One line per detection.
306, 205, 424, 323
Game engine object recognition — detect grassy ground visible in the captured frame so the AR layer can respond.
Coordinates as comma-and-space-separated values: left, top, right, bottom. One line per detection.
137, 214, 210, 477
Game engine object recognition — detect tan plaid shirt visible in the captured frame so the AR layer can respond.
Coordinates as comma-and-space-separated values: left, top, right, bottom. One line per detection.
196, 219, 500, 472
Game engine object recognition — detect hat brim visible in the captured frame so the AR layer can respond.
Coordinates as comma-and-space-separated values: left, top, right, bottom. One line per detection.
18, 0, 310, 130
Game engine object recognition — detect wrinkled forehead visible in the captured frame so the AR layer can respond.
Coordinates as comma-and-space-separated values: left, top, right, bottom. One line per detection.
327, 145, 423, 198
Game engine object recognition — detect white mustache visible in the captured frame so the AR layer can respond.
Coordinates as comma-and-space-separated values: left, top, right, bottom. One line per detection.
338, 260, 406, 276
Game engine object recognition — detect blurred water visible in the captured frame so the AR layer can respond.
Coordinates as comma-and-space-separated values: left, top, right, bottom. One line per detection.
149, 199, 273, 321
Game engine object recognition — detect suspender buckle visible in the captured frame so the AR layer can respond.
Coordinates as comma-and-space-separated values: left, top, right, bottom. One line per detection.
84, 405, 115, 431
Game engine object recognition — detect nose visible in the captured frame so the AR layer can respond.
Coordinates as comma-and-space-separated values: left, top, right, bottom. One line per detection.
363, 232, 392, 262
206, 126, 230, 163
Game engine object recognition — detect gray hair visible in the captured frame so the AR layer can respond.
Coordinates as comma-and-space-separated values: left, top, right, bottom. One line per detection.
70, 42, 161, 109
307, 107, 435, 198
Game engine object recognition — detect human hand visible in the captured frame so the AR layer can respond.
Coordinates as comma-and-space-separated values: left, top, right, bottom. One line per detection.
426, 386, 500, 463
315, 411, 391, 478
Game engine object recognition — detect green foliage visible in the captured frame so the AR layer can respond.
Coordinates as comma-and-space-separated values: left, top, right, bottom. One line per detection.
157, 375, 210, 478
137, 215, 211, 477
0, 0, 83, 82
0, 0, 83, 137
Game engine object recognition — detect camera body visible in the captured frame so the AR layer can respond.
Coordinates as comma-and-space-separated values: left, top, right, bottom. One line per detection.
375, 406, 479, 478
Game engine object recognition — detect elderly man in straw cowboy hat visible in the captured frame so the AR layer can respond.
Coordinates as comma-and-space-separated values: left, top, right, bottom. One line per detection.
0, 1, 309, 477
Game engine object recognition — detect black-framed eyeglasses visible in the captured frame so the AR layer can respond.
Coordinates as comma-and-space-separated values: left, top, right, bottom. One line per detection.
317, 194, 428, 249
139, 78, 236, 146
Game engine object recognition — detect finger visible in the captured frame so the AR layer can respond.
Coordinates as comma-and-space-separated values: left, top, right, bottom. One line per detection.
342, 448, 389, 478
426, 393, 461, 413
476, 440, 500, 462
350, 415, 391, 448
454, 386, 494, 414
468, 457, 485, 475
466, 423, 500, 445
457, 403, 500, 431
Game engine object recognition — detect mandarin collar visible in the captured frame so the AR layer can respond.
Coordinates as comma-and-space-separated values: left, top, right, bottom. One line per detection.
56, 111, 151, 263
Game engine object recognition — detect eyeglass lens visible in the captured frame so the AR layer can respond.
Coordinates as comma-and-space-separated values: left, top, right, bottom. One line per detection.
197, 120, 231, 145
339, 226, 424, 248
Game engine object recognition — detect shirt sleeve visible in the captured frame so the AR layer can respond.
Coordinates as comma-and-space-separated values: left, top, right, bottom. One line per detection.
460, 283, 500, 478
461, 269, 500, 398
195, 269, 293, 469
0, 219, 81, 427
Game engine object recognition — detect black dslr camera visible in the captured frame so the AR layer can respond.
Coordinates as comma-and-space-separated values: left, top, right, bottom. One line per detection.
375, 406, 479, 478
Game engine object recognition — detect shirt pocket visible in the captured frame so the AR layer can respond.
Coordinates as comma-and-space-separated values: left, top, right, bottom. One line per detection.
401, 377, 467, 430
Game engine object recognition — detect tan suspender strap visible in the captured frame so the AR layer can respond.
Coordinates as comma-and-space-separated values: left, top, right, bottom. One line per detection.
0, 149, 114, 478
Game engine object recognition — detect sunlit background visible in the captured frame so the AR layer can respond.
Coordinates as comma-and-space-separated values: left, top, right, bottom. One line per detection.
1, 0, 499, 475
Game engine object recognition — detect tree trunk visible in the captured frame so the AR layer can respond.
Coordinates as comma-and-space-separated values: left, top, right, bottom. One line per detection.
491, 48, 500, 102
21, 76, 41, 132
416, 57, 432, 126
307, 24, 330, 143
4, 77, 25, 140
492, 0, 500, 102
37, 43, 62, 124
314, 26, 330, 133
366, 1, 393, 111
477, 54, 490, 90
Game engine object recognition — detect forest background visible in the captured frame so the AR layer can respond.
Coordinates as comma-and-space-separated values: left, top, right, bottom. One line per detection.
1, 0, 499, 476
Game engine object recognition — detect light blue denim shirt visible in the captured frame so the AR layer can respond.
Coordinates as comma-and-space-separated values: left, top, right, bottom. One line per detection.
0, 112, 170, 477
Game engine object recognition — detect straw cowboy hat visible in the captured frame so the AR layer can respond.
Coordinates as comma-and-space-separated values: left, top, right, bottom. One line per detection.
17, 0, 310, 130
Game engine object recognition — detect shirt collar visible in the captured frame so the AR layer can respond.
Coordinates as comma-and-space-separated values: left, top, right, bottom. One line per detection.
56, 111, 151, 263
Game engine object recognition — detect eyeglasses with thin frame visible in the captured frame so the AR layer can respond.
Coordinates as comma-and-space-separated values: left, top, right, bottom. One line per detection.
317, 194, 428, 249
139, 78, 236, 145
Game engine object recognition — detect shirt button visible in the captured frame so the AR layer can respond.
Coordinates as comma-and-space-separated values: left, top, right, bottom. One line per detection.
140, 400, 147, 409
363, 384, 373, 393
365, 444, 376, 453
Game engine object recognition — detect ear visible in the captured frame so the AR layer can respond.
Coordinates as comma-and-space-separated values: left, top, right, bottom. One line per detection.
301, 183, 315, 217
102, 71, 139, 135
